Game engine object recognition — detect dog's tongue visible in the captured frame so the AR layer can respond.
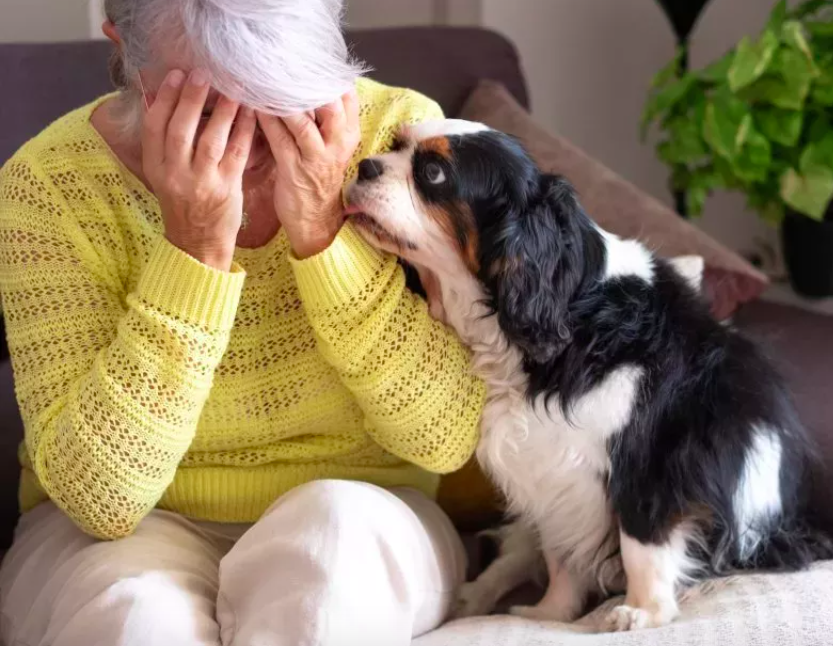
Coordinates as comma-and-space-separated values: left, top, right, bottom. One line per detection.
343, 203, 364, 216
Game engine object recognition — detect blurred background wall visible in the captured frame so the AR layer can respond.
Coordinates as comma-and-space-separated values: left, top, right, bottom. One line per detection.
0, 0, 783, 258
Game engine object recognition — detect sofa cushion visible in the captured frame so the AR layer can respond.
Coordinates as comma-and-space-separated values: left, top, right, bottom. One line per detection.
459, 80, 768, 321
417, 562, 833, 645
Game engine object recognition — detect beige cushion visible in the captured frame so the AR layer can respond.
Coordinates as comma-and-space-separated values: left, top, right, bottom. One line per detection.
417, 562, 833, 645
459, 81, 768, 320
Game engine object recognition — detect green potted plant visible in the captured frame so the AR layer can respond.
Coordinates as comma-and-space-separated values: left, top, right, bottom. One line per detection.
643, 0, 833, 297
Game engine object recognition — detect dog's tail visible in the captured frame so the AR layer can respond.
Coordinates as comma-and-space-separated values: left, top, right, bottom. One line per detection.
736, 514, 833, 572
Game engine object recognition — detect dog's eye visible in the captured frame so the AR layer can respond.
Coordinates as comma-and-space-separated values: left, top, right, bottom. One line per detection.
423, 162, 446, 185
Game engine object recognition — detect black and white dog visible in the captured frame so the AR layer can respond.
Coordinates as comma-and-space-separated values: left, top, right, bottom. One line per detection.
344, 120, 832, 631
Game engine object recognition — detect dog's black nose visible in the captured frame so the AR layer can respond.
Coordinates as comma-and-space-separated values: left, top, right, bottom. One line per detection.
358, 159, 385, 182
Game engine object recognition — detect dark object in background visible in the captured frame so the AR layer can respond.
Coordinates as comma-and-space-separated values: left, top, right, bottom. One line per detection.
654, 0, 713, 217
782, 207, 833, 298
655, 0, 713, 45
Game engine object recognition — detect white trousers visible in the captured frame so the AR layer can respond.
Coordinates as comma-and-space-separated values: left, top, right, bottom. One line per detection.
0, 480, 466, 646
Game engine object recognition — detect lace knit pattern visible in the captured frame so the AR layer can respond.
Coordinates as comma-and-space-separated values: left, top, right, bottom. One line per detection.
0, 78, 485, 539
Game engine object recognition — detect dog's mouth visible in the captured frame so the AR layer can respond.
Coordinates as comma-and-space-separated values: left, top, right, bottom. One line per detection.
345, 205, 417, 252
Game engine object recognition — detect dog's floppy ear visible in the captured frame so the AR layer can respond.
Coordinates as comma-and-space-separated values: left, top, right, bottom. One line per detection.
485, 175, 600, 364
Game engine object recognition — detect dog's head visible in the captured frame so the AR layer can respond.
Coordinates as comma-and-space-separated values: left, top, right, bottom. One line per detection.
344, 119, 605, 362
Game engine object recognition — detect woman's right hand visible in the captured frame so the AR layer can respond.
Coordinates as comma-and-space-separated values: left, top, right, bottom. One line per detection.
142, 69, 257, 271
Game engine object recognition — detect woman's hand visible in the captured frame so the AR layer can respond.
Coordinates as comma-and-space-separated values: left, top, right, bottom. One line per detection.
258, 90, 361, 259
142, 69, 257, 271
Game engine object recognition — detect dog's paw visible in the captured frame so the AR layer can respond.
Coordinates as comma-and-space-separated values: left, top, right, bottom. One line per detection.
603, 604, 676, 632
452, 581, 498, 619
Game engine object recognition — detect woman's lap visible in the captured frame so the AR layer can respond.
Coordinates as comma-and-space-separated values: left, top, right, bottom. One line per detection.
0, 500, 225, 646
0, 480, 466, 646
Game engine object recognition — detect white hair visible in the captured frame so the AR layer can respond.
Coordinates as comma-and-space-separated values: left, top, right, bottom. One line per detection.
104, 0, 367, 132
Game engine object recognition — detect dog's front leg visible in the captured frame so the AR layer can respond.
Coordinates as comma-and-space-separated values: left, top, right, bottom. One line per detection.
604, 526, 686, 631
509, 551, 590, 623
453, 522, 542, 618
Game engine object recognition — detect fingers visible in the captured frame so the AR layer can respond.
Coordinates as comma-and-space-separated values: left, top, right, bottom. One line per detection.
165, 69, 211, 164
342, 87, 360, 138
316, 99, 346, 145
221, 107, 257, 177
195, 95, 240, 171
142, 69, 186, 169
258, 113, 298, 160
341, 88, 361, 157
317, 89, 361, 149
281, 113, 325, 158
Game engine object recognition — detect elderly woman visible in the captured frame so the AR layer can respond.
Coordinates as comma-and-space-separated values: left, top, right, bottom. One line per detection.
0, 0, 485, 644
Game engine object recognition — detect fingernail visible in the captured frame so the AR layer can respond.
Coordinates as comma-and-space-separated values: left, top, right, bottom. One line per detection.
166, 70, 185, 88
190, 69, 208, 87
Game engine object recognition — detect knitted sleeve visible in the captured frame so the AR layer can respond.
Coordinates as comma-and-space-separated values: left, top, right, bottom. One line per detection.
0, 155, 245, 539
291, 87, 486, 474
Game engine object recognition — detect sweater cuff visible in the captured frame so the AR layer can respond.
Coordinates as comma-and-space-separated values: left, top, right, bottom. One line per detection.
135, 238, 246, 330
289, 224, 387, 309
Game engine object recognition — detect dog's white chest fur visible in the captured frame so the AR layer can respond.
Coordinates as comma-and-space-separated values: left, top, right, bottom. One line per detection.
440, 275, 642, 572
481, 364, 642, 569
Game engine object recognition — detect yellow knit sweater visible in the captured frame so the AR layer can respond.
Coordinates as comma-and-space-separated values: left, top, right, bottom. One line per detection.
0, 79, 485, 540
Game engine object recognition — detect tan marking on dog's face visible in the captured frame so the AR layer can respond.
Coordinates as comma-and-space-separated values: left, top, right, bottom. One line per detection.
417, 136, 453, 160
423, 200, 480, 274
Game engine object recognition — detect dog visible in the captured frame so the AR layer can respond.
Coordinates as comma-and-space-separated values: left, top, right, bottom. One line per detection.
343, 119, 833, 631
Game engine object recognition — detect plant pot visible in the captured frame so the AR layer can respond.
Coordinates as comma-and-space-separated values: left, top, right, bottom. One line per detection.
781, 208, 833, 298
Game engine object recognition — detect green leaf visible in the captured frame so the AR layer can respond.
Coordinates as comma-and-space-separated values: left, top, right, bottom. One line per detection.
800, 132, 833, 170
760, 199, 787, 225
703, 89, 753, 159
755, 107, 804, 146
776, 46, 819, 80
781, 21, 814, 62
807, 114, 833, 143
763, 202, 786, 225
768, 0, 789, 30
657, 117, 709, 164
728, 31, 779, 91
806, 20, 833, 38
670, 165, 692, 191
789, 0, 833, 20
742, 49, 816, 109
684, 167, 727, 216
732, 127, 772, 183
714, 156, 744, 190
699, 51, 734, 83
780, 165, 833, 219
651, 48, 686, 89
687, 186, 709, 216
811, 76, 833, 105
745, 188, 786, 224
641, 75, 697, 138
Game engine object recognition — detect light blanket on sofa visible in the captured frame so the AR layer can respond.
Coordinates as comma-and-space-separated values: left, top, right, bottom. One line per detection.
418, 562, 833, 646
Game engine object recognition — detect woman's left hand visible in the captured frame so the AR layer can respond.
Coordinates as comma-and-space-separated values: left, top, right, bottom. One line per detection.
258, 89, 361, 259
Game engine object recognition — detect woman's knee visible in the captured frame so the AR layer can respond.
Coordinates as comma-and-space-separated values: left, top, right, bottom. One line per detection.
0, 504, 222, 646
218, 481, 464, 644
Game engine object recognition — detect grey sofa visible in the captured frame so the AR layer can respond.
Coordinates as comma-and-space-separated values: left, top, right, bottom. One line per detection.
1, 27, 833, 645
